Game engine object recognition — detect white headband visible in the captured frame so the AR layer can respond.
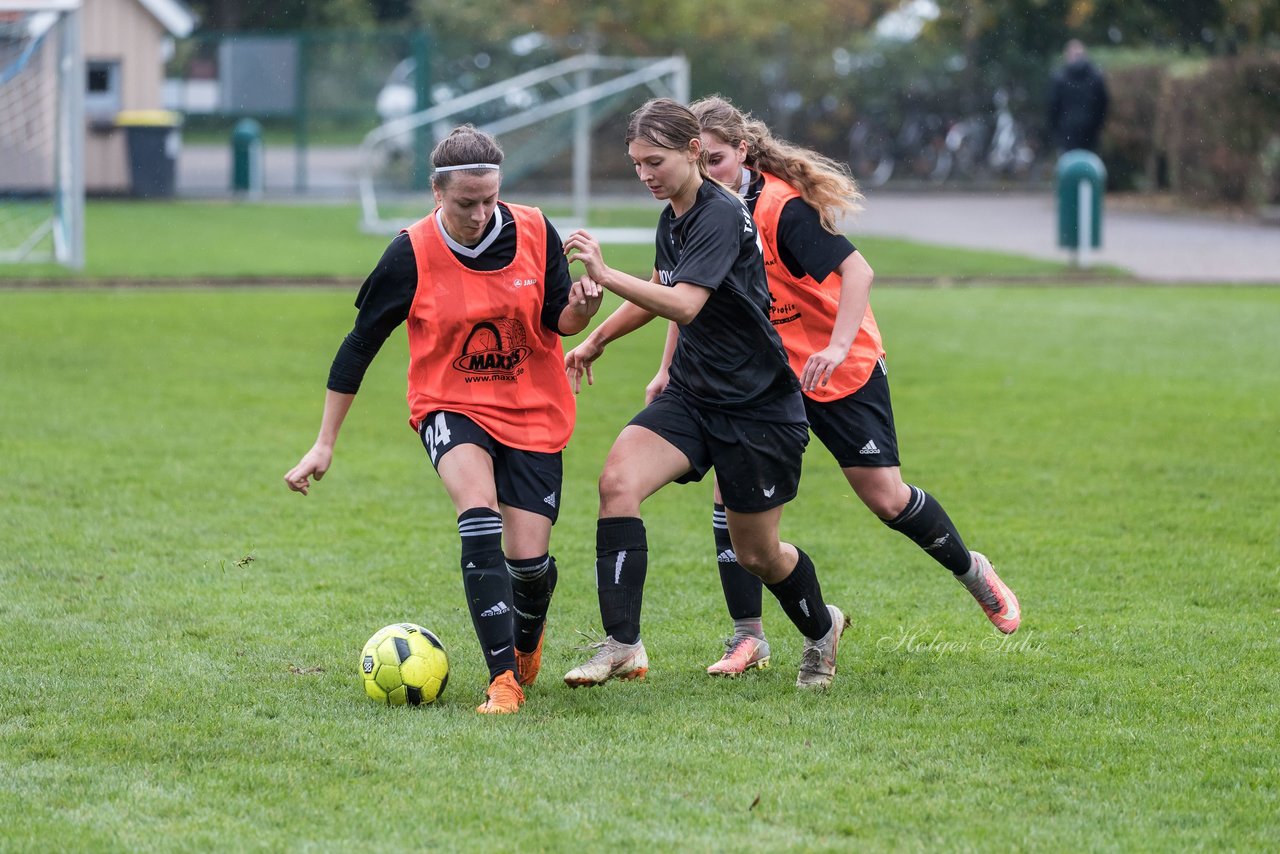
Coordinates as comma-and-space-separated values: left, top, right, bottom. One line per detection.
433, 162, 501, 173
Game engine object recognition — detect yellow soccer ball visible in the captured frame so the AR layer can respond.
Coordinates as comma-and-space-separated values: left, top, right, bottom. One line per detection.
359, 623, 449, 706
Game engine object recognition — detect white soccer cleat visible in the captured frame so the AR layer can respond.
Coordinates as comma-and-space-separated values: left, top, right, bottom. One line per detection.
796, 605, 847, 690
563, 636, 649, 687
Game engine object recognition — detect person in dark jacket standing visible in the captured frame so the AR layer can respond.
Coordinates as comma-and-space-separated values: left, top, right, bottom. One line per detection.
1047, 39, 1109, 153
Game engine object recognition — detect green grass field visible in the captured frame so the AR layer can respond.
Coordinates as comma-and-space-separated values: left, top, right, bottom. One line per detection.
1, 283, 1276, 850
0, 201, 1085, 282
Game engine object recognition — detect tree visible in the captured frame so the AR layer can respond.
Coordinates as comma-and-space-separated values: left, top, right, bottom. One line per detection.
185, 0, 376, 31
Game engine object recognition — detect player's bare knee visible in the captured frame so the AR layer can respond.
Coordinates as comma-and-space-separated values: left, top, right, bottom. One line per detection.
597, 467, 641, 517
734, 544, 781, 577
861, 490, 906, 519
851, 474, 910, 518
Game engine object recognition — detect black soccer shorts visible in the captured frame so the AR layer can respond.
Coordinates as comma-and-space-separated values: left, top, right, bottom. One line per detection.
418, 410, 563, 522
804, 360, 902, 468
629, 390, 809, 514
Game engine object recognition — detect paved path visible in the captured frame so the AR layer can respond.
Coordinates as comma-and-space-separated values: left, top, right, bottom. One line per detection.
179, 143, 363, 198
852, 191, 1280, 283
178, 145, 1279, 283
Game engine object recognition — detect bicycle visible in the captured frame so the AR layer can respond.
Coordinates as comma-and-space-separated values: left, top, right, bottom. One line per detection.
847, 109, 952, 187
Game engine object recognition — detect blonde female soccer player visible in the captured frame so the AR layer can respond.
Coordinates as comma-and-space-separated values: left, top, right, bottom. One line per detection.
285, 126, 602, 714
675, 96, 1020, 677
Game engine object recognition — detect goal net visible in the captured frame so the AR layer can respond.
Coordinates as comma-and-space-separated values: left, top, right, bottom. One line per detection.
0, 0, 83, 268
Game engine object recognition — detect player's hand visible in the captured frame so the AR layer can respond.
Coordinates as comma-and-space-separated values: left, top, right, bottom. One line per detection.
284, 444, 333, 495
564, 337, 604, 394
567, 274, 604, 320
644, 367, 669, 405
800, 344, 848, 392
564, 230, 608, 282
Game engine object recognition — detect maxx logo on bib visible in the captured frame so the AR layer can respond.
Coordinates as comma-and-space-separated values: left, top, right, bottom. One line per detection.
451, 318, 531, 377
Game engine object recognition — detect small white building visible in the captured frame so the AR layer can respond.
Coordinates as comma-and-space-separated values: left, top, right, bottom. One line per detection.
0, 0, 195, 193
82, 0, 196, 192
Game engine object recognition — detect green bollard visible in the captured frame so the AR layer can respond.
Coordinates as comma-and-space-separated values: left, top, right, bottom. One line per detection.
1055, 150, 1106, 267
231, 118, 264, 198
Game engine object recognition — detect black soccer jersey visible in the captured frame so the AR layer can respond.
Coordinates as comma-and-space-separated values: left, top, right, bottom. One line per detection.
655, 180, 802, 418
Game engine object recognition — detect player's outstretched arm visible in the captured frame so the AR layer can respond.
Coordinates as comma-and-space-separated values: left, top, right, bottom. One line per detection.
284, 389, 356, 495
564, 229, 709, 324
800, 250, 874, 392
564, 298, 658, 394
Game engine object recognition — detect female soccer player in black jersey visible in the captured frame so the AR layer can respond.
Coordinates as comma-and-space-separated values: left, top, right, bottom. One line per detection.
677, 97, 1020, 677
284, 126, 602, 714
560, 98, 846, 690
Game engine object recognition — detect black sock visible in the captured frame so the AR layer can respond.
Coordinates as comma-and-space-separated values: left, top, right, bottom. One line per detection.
714, 503, 763, 621
457, 507, 516, 680
508, 553, 557, 654
596, 516, 647, 645
765, 548, 833, 641
882, 485, 971, 574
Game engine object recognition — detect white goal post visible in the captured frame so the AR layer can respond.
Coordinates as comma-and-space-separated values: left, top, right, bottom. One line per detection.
0, 0, 84, 268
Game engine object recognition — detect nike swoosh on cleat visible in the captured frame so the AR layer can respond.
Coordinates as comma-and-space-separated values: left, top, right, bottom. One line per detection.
1000, 601, 1019, 623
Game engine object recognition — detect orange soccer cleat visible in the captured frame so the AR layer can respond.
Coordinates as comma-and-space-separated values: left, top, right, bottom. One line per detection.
516, 629, 545, 687
475, 670, 525, 714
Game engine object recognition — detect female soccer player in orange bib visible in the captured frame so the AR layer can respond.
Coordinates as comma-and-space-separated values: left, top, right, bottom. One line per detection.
284, 126, 602, 714
560, 98, 847, 691
672, 96, 1021, 677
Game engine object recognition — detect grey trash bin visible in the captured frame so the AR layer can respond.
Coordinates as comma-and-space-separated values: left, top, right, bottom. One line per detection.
117, 110, 183, 198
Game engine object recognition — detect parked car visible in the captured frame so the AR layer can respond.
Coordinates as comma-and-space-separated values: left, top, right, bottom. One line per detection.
375, 33, 553, 124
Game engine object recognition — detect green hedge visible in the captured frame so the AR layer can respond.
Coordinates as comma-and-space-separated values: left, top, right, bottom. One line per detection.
1104, 52, 1280, 206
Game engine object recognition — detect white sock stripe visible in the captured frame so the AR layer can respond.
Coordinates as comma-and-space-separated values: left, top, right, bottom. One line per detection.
458, 521, 504, 536
458, 522, 501, 535
507, 556, 550, 579
458, 516, 502, 526
898, 486, 926, 522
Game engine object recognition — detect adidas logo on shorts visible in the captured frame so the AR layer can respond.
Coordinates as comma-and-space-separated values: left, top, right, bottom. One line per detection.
543, 492, 557, 508
859, 440, 881, 455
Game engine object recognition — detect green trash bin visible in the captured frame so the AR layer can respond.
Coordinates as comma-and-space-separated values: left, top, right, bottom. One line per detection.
116, 110, 183, 198
1055, 150, 1106, 261
231, 118, 264, 197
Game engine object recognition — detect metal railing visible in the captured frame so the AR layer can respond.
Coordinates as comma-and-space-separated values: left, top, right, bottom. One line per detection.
358, 53, 689, 235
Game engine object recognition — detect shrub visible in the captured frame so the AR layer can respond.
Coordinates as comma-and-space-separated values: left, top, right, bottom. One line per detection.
1156, 53, 1280, 206
1100, 65, 1165, 191
1100, 52, 1280, 206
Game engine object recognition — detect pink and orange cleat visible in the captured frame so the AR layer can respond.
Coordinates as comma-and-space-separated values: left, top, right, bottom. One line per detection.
706, 634, 772, 676
959, 551, 1021, 634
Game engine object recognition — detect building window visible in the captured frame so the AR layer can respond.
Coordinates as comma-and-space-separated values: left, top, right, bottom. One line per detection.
85, 59, 121, 119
